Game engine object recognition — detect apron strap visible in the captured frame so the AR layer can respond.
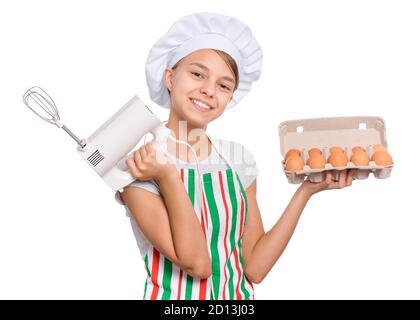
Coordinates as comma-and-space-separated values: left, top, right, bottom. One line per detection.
207, 134, 237, 174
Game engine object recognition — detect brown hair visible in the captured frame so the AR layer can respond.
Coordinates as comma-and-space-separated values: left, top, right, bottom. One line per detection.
171, 49, 239, 91
214, 50, 239, 91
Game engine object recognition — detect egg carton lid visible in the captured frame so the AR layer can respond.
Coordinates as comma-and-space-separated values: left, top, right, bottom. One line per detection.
278, 116, 388, 156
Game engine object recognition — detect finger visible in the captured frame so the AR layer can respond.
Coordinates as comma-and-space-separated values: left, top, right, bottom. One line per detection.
140, 145, 148, 160
145, 142, 155, 154
126, 157, 142, 179
346, 169, 356, 186
339, 170, 347, 188
134, 149, 142, 166
326, 172, 341, 189
329, 181, 340, 189
325, 171, 332, 184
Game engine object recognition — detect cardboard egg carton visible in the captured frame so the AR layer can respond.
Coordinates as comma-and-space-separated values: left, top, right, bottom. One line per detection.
278, 116, 394, 184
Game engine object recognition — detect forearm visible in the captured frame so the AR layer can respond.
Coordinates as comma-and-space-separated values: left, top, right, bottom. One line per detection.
157, 171, 210, 269
246, 186, 311, 282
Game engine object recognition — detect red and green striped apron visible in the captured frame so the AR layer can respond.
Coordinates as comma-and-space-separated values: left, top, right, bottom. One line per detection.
142, 146, 255, 299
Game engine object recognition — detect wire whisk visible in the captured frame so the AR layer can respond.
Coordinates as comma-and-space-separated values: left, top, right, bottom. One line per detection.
23, 86, 86, 148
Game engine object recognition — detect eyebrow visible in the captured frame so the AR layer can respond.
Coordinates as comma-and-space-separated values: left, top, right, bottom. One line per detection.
189, 62, 235, 84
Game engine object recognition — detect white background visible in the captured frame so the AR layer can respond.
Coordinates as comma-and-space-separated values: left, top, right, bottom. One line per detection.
1, 0, 419, 299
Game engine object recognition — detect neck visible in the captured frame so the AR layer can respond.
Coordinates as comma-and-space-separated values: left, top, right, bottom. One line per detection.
165, 111, 211, 162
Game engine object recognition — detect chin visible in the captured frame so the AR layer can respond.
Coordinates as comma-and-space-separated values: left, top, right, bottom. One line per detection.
183, 109, 211, 127
185, 116, 209, 129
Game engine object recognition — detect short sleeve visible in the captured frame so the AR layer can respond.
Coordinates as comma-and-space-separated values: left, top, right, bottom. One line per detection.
114, 179, 161, 205
216, 139, 259, 190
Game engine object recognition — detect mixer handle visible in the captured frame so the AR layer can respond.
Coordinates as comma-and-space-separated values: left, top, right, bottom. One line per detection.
114, 123, 171, 192
150, 123, 172, 155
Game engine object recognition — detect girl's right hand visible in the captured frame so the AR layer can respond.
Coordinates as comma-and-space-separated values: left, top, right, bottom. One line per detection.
125, 142, 177, 183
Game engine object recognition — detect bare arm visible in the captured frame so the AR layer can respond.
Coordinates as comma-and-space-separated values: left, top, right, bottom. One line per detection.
121, 143, 211, 278
242, 169, 356, 283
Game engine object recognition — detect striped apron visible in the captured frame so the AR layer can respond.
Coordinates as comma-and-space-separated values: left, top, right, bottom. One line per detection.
142, 140, 255, 300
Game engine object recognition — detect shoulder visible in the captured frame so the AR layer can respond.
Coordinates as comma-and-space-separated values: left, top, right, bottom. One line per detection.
213, 138, 257, 166
212, 138, 259, 190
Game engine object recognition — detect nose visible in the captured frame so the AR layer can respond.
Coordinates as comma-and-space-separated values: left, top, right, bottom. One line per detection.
199, 80, 216, 97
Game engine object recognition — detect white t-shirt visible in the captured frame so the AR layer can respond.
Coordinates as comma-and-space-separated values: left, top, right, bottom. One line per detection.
115, 138, 259, 258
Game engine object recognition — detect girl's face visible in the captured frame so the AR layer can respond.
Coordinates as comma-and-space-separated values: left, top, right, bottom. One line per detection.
164, 49, 236, 129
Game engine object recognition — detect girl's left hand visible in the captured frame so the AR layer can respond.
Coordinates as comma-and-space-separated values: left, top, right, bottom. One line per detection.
299, 169, 357, 197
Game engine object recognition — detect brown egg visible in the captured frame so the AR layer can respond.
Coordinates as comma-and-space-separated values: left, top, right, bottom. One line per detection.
351, 151, 370, 166
352, 146, 366, 154
308, 148, 322, 158
285, 155, 305, 172
373, 144, 388, 153
329, 146, 344, 154
307, 155, 326, 169
327, 152, 349, 167
285, 148, 301, 160
371, 151, 393, 166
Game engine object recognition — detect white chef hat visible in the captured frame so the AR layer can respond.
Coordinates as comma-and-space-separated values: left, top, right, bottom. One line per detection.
145, 12, 263, 109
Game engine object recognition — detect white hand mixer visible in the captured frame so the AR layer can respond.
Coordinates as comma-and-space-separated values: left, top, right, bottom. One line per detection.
24, 86, 216, 297
23, 87, 172, 192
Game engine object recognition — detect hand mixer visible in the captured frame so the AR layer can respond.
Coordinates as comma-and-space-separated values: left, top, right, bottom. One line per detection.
22, 87, 171, 192
24, 86, 216, 297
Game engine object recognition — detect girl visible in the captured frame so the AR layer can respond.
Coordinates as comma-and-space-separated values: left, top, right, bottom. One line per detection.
116, 12, 355, 300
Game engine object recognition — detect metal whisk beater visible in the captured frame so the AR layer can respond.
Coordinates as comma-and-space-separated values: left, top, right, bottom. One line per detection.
23, 86, 86, 148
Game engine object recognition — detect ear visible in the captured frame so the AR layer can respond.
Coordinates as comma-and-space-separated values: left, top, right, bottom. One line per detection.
164, 67, 174, 92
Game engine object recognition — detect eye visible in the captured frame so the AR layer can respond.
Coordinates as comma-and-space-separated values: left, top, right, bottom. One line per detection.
191, 71, 203, 78
219, 83, 232, 91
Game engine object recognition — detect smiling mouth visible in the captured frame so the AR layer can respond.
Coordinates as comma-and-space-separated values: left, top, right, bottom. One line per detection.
190, 98, 212, 112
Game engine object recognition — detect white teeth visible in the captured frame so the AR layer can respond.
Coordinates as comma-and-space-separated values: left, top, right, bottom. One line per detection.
192, 99, 211, 110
